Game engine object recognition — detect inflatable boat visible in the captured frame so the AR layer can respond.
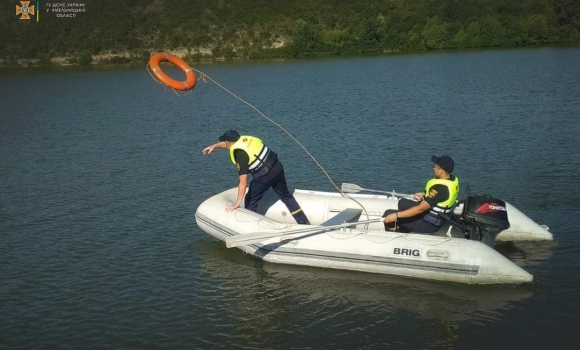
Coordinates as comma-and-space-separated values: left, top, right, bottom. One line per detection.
195, 187, 553, 285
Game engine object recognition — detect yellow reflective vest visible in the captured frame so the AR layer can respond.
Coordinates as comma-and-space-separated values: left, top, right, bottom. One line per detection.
229, 135, 277, 175
424, 176, 460, 218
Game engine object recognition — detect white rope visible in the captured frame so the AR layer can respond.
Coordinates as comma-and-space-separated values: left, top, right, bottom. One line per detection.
147, 60, 376, 224
188, 67, 373, 222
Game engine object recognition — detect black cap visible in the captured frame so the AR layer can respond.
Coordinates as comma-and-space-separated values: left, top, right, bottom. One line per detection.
218, 130, 240, 142
431, 155, 454, 173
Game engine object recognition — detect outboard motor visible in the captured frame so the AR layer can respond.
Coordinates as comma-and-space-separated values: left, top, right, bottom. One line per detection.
461, 195, 510, 247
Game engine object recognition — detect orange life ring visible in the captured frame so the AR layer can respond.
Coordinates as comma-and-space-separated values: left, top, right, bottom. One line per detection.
149, 53, 196, 91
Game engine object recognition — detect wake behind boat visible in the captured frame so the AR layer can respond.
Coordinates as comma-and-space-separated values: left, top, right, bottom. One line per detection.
195, 187, 552, 285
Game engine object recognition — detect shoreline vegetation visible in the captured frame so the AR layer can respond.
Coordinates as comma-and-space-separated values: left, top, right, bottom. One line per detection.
1, 45, 579, 70
1, 0, 579, 68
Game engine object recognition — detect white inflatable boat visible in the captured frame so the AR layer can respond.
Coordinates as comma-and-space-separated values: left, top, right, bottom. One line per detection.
195, 187, 553, 285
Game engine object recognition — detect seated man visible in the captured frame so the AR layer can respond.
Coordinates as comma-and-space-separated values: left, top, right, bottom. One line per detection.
383, 155, 459, 234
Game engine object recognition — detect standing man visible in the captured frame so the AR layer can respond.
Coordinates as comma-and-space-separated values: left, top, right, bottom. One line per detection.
202, 130, 310, 225
383, 155, 459, 234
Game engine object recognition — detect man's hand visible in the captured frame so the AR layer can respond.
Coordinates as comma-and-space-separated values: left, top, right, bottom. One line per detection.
202, 145, 216, 155
226, 204, 240, 212
383, 213, 398, 223
413, 192, 425, 201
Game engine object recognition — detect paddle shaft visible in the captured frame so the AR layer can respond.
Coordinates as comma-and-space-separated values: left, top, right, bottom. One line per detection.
361, 188, 412, 197
226, 218, 383, 248
341, 183, 413, 198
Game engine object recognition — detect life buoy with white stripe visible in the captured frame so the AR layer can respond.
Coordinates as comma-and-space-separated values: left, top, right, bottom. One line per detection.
149, 53, 196, 91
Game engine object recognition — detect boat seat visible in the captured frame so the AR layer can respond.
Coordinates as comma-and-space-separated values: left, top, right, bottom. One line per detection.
321, 208, 362, 227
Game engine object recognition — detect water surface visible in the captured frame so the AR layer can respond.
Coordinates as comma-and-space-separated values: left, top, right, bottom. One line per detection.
1, 48, 579, 349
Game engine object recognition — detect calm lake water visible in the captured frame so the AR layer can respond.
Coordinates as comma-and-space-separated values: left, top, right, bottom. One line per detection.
1, 48, 579, 349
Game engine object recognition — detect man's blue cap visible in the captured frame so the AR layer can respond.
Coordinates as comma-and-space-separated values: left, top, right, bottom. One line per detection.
432, 155, 454, 173
219, 130, 240, 142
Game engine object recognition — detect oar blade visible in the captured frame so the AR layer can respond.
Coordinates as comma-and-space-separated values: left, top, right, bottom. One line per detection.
341, 183, 364, 193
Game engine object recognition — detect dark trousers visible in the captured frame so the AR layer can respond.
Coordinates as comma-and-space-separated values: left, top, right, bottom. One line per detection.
383, 198, 440, 234
244, 161, 310, 224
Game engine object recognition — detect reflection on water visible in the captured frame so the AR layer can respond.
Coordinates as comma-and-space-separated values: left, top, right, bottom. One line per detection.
193, 239, 536, 344
495, 241, 556, 267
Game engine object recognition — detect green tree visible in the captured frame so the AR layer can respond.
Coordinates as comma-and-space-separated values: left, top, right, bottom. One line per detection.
323, 29, 349, 50
451, 28, 468, 48
359, 17, 381, 46
527, 14, 549, 44
78, 51, 93, 66
479, 16, 505, 47
406, 24, 426, 50
422, 18, 451, 49
465, 21, 482, 47
222, 46, 235, 60
289, 22, 323, 57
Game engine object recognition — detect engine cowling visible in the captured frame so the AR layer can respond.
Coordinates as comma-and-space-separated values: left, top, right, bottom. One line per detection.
461, 195, 510, 247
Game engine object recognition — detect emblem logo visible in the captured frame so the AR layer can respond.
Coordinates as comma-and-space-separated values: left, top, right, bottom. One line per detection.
394, 248, 421, 257
476, 203, 507, 214
16, 1, 35, 20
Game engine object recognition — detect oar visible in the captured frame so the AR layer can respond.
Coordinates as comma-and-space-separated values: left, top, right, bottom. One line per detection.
341, 183, 413, 198
226, 218, 383, 248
